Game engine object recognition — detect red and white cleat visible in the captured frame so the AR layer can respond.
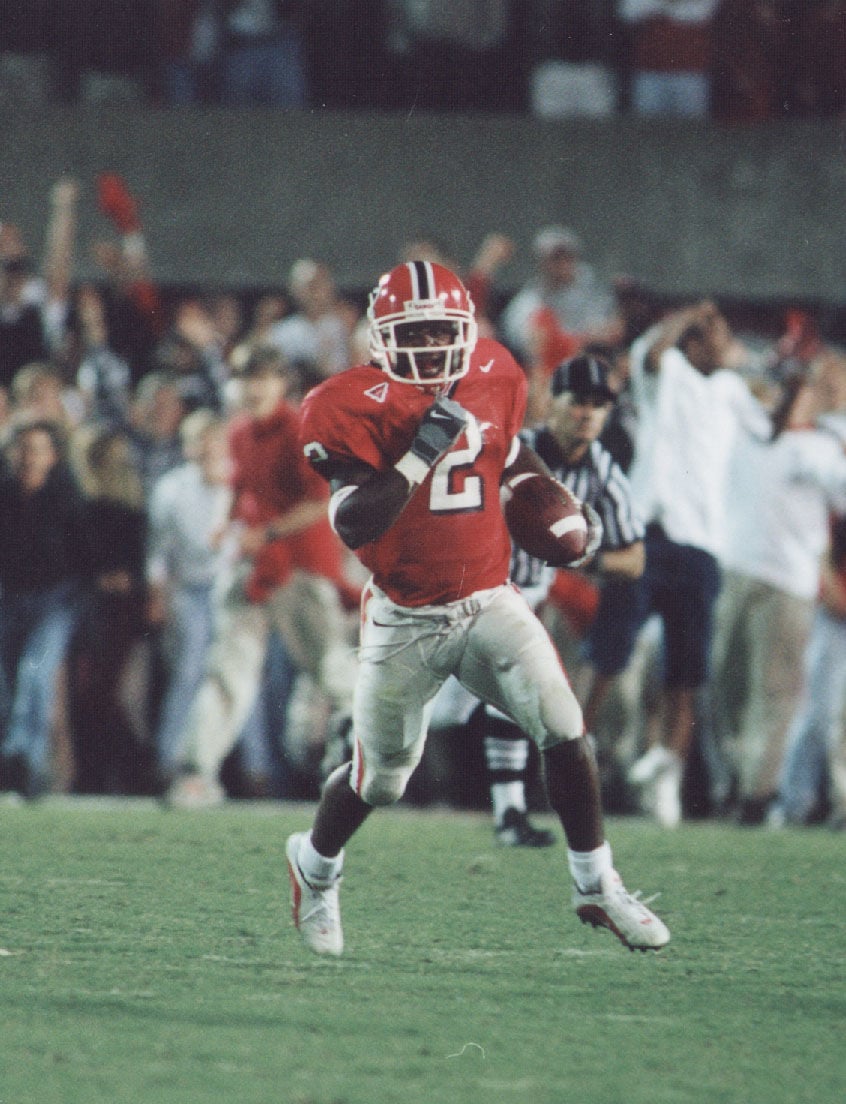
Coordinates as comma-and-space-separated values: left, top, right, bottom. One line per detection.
574, 869, 670, 952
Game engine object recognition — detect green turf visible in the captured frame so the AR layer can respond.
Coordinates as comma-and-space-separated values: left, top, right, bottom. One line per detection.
1, 799, 844, 1104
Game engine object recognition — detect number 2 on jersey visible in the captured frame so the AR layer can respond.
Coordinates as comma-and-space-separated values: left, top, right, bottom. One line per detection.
429, 414, 484, 513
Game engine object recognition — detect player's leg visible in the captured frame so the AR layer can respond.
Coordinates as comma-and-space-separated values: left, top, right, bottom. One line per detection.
287, 593, 444, 955
285, 758, 369, 957
460, 586, 669, 950
459, 587, 600, 842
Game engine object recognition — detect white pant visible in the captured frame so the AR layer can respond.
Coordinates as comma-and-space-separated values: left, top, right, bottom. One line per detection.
182, 566, 357, 780
351, 583, 583, 805
711, 571, 814, 799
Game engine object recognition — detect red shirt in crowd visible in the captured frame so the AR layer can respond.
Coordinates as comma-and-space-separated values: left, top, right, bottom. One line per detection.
228, 400, 344, 602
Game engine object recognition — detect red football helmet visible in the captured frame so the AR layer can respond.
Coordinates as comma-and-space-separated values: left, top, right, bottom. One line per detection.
367, 261, 478, 387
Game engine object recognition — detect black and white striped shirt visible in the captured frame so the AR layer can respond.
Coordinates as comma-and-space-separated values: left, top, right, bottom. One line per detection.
509, 426, 645, 596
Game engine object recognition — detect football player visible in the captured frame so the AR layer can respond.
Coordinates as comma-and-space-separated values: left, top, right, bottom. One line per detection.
286, 261, 669, 955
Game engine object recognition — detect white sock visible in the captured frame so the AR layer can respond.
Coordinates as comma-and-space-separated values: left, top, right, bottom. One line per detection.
296, 832, 344, 886
567, 841, 613, 894
491, 781, 526, 823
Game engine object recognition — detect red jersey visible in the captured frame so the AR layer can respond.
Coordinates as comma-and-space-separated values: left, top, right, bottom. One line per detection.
229, 401, 343, 601
299, 337, 527, 606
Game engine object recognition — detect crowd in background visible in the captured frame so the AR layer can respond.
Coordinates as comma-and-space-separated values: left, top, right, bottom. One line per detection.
1, 1, 846, 122
1, 170, 845, 832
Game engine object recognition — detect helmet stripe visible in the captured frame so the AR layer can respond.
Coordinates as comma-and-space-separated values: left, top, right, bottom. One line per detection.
410, 260, 433, 300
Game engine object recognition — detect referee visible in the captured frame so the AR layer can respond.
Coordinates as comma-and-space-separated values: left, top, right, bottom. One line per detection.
482, 353, 646, 846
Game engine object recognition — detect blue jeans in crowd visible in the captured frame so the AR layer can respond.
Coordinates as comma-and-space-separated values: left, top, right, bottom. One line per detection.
155, 584, 298, 791
774, 606, 846, 823
154, 582, 216, 776
0, 581, 85, 782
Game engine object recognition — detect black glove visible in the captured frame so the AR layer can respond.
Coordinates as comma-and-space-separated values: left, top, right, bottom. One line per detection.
408, 396, 468, 468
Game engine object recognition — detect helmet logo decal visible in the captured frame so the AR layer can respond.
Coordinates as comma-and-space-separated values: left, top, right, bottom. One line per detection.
404, 298, 440, 313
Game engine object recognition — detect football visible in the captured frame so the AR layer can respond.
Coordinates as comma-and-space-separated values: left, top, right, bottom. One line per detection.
502, 472, 589, 567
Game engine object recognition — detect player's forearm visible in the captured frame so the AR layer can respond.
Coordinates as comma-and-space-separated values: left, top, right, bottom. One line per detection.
330, 470, 415, 550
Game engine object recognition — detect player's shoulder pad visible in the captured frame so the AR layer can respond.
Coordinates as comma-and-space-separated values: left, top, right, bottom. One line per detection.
299, 364, 388, 478
472, 336, 521, 375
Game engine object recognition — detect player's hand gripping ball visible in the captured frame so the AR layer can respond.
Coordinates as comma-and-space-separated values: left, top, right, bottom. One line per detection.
502, 472, 593, 567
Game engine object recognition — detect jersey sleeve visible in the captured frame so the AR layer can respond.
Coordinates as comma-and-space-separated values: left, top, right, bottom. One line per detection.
299, 371, 388, 480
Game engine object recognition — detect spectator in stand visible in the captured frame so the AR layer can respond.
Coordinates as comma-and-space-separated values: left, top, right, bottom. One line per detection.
711, 0, 795, 124
500, 226, 620, 364
1, 177, 79, 389
767, 356, 846, 829
709, 371, 846, 823
814, 349, 846, 428
498, 225, 622, 422
795, 1, 846, 118
126, 372, 188, 497
146, 409, 234, 783
584, 339, 639, 474
238, 291, 291, 350
92, 172, 166, 382
623, 300, 768, 827
617, 0, 718, 118
768, 516, 846, 830
219, 0, 309, 108
69, 425, 153, 794
153, 0, 223, 106
383, 0, 515, 113
152, 299, 228, 414
266, 259, 354, 391
165, 345, 356, 807
206, 291, 247, 363
72, 282, 134, 427
526, 0, 622, 119
0, 389, 12, 441
10, 361, 85, 435
0, 419, 94, 798
44, 0, 157, 104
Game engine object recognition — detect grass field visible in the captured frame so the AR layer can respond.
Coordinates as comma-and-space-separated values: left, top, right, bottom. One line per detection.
1, 798, 844, 1104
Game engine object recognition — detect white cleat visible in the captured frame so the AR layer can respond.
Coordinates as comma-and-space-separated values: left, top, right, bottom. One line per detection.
652, 762, 682, 828
574, 869, 670, 952
164, 772, 225, 809
286, 833, 343, 956
627, 745, 677, 785
628, 746, 682, 828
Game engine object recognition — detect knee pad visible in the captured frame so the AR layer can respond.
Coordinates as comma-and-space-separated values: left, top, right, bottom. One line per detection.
353, 742, 418, 806
532, 687, 584, 751
359, 766, 410, 807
